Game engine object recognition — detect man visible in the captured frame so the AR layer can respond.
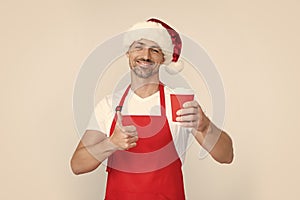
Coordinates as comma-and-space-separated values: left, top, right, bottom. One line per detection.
71, 18, 233, 200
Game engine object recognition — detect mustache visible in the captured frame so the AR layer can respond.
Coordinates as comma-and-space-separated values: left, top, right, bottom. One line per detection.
136, 58, 155, 64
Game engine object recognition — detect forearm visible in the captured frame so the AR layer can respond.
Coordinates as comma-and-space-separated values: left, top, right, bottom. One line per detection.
71, 137, 118, 175
194, 122, 234, 164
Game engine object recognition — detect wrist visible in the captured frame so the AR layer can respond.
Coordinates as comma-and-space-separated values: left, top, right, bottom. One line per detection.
106, 137, 119, 151
197, 115, 211, 134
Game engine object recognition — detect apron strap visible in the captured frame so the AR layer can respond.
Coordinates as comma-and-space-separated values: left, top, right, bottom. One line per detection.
110, 82, 166, 135
158, 82, 166, 116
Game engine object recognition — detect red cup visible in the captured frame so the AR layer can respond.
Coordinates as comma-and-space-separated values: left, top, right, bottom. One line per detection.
170, 90, 194, 122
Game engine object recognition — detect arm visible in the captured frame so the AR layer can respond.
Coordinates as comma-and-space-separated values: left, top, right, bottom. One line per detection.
70, 112, 138, 175
192, 120, 234, 164
70, 130, 117, 175
176, 101, 234, 164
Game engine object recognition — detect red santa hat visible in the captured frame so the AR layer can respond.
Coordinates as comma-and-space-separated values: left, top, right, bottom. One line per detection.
123, 18, 184, 74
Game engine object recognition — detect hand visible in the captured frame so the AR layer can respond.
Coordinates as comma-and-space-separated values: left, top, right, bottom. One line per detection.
109, 111, 138, 150
176, 100, 210, 133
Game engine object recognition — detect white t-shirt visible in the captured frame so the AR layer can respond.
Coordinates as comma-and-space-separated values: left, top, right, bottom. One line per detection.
86, 85, 193, 162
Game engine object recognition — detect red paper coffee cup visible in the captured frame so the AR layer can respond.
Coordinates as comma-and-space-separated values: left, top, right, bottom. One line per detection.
170, 88, 194, 122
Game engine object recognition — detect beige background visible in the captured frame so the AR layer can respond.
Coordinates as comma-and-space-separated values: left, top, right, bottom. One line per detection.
1, 0, 300, 199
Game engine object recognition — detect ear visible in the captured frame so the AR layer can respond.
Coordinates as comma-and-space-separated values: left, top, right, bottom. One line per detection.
126, 51, 129, 58
161, 54, 165, 64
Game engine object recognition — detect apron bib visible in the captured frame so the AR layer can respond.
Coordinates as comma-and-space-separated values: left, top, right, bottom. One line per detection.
105, 83, 185, 200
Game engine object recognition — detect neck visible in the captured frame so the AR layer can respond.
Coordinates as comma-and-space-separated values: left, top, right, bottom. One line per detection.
130, 75, 160, 98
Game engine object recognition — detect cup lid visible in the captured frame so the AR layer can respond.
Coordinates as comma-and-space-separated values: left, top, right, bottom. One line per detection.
172, 87, 194, 95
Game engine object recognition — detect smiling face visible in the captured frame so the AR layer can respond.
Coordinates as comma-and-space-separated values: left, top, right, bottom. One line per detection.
127, 39, 165, 79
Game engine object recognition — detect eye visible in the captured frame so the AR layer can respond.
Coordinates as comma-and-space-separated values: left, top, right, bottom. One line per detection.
151, 48, 160, 53
134, 45, 143, 50
129, 44, 143, 52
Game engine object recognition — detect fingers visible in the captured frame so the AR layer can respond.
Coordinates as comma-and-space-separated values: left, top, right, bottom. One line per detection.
179, 121, 199, 128
116, 111, 138, 136
177, 100, 202, 116
116, 125, 138, 138
111, 111, 138, 150
182, 100, 199, 108
123, 125, 138, 136
124, 141, 137, 150
176, 100, 205, 129
125, 135, 138, 150
176, 107, 198, 116
176, 100, 200, 123
126, 135, 139, 144
177, 100, 206, 116
116, 134, 138, 150
176, 114, 199, 122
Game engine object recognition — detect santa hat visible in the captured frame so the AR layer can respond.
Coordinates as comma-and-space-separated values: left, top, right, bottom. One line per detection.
123, 18, 184, 74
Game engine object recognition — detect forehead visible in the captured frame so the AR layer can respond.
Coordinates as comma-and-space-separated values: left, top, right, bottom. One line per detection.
131, 39, 161, 49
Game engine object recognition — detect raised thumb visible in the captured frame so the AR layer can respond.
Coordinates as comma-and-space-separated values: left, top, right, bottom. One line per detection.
116, 111, 124, 130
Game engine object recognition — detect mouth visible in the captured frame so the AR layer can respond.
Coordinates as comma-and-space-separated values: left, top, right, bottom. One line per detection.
136, 59, 155, 68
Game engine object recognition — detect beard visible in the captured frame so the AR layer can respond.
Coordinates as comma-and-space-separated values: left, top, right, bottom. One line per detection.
131, 58, 160, 79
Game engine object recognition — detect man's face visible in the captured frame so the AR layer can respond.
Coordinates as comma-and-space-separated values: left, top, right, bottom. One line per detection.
127, 39, 165, 79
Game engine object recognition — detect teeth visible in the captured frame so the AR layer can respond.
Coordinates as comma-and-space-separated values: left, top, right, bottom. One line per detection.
137, 61, 152, 66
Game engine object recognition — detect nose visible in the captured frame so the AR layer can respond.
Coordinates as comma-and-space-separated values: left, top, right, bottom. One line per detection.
141, 47, 151, 60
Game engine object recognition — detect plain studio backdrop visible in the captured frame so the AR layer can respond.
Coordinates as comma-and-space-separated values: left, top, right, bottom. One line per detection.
1, 0, 299, 199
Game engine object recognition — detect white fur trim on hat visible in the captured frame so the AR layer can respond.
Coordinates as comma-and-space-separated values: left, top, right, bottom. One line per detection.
164, 60, 184, 74
123, 21, 174, 64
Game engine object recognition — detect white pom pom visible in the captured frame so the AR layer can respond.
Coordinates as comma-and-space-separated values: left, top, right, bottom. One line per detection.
165, 60, 184, 75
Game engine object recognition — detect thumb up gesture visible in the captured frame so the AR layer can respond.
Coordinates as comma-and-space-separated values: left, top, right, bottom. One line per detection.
109, 111, 138, 150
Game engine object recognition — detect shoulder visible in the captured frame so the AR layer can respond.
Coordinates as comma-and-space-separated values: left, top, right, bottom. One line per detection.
95, 87, 127, 112
163, 85, 175, 95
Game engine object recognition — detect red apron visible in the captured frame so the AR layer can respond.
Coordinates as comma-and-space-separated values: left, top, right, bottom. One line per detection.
105, 83, 185, 200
